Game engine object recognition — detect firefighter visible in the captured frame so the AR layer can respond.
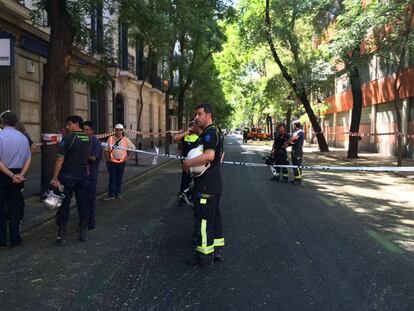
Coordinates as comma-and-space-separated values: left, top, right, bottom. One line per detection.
289, 120, 305, 185
271, 123, 290, 182
183, 103, 224, 268
242, 127, 249, 143
174, 120, 201, 206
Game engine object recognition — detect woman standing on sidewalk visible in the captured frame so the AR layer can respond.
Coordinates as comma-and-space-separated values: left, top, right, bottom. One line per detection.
104, 124, 135, 200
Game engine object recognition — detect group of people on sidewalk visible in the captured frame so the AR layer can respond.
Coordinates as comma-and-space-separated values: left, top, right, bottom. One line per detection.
51, 118, 135, 244
0, 109, 136, 248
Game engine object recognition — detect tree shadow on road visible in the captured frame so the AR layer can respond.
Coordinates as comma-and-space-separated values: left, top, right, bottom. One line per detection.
305, 168, 414, 255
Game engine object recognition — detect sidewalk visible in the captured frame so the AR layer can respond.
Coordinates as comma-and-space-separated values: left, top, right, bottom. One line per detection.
21, 143, 179, 233
305, 145, 414, 179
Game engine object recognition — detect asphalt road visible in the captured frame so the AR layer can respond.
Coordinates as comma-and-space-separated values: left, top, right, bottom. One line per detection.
0, 135, 413, 311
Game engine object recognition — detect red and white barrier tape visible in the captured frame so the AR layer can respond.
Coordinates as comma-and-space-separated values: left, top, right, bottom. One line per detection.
102, 142, 414, 173
322, 131, 414, 138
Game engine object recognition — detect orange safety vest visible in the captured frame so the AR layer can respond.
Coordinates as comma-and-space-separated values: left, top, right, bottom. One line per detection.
108, 135, 128, 164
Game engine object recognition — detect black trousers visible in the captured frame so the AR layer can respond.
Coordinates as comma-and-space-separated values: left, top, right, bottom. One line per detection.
0, 169, 24, 245
292, 150, 303, 180
56, 169, 90, 227
180, 170, 192, 193
193, 194, 224, 257
274, 152, 289, 178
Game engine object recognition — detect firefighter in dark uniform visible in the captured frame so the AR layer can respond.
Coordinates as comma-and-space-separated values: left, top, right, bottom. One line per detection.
174, 120, 201, 206
183, 103, 224, 268
242, 127, 249, 143
289, 120, 305, 184
51, 116, 91, 244
271, 123, 290, 182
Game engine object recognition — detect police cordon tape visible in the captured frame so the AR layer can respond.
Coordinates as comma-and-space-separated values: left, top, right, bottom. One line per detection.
101, 142, 414, 173
323, 131, 414, 138
36, 129, 183, 147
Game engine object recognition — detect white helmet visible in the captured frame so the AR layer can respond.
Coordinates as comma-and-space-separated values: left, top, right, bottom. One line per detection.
187, 145, 211, 177
43, 190, 65, 211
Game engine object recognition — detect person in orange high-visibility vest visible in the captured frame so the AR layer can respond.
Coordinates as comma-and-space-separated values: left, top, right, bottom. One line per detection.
104, 124, 135, 200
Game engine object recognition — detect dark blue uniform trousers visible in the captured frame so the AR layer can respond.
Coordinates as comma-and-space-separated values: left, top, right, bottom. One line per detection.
107, 162, 126, 196
56, 169, 90, 227
0, 169, 24, 245
88, 177, 98, 229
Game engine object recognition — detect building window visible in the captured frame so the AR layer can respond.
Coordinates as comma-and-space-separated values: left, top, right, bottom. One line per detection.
119, 22, 128, 71
158, 105, 162, 132
114, 93, 125, 126
90, 87, 106, 133
149, 103, 154, 132
0, 67, 12, 112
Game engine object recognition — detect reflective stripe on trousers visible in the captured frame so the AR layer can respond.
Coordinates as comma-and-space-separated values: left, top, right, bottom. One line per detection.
196, 219, 215, 254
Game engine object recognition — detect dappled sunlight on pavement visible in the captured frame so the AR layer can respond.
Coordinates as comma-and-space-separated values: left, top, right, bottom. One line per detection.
241, 141, 414, 255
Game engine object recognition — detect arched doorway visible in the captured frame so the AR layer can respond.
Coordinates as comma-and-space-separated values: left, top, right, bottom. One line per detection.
114, 93, 125, 126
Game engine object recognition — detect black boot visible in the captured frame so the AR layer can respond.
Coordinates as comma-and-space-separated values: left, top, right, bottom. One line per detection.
79, 220, 89, 242
186, 253, 214, 268
56, 226, 67, 245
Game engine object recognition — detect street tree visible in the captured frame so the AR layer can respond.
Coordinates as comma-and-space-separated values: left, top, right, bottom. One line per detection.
369, 0, 414, 166
326, 0, 374, 158
233, 0, 330, 150
34, 0, 114, 192
260, 0, 330, 151
173, 0, 232, 129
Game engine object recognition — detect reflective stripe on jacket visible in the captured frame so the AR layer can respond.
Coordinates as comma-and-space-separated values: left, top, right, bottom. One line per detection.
108, 135, 128, 163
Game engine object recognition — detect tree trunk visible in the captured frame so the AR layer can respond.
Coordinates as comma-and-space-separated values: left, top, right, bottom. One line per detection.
164, 47, 175, 154
347, 65, 363, 159
41, 0, 74, 193
286, 106, 292, 132
297, 90, 329, 151
177, 79, 191, 130
264, 0, 329, 152
178, 34, 185, 130
394, 72, 403, 167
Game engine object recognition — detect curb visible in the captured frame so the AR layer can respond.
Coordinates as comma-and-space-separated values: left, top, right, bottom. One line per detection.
21, 158, 175, 234
314, 151, 413, 180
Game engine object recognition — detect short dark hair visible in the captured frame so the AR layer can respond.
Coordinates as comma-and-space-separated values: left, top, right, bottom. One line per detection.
293, 120, 301, 128
277, 123, 286, 129
195, 103, 213, 115
0, 111, 18, 127
83, 121, 94, 130
66, 115, 84, 128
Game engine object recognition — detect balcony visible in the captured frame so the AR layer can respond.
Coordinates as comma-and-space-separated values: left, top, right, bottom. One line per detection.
118, 54, 137, 80
1, 0, 31, 20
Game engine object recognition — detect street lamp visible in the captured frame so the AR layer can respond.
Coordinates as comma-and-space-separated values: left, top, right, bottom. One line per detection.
162, 79, 170, 154
106, 62, 120, 130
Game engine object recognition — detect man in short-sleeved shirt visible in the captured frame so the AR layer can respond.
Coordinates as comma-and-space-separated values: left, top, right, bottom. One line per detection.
183, 103, 225, 268
0, 111, 31, 248
51, 115, 91, 244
